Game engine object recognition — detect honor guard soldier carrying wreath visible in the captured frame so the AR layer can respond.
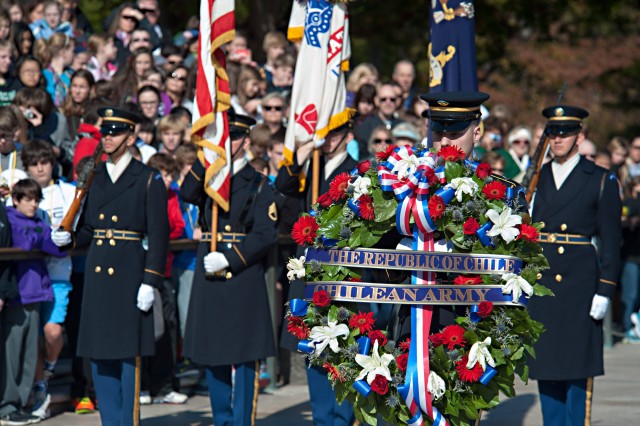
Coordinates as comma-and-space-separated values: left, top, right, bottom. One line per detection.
180, 110, 278, 426
51, 107, 170, 426
527, 105, 621, 426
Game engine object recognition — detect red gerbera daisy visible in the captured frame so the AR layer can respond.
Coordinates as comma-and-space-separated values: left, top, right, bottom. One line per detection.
358, 195, 375, 220
322, 362, 346, 382
517, 224, 540, 243
482, 181, 507, 200
291, 215, 319, 246
399, 338, 411, 352
349, 311, 375, 334
441, 324, 467, 350
453, 275, 482, 285
456, 354, 484, 383
428, 195, 446, 219
376, 145, 395, 161
328, 172, 351, 201
438, 146, 465, 162
287, 316, 310, 339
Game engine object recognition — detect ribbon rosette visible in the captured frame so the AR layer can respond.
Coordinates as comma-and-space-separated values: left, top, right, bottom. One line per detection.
378, 146, 453, 236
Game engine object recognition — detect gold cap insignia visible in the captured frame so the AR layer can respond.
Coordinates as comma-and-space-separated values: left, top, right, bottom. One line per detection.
105, 109, 113, 117
437, 100, 449, 107
554, 107, 564, 117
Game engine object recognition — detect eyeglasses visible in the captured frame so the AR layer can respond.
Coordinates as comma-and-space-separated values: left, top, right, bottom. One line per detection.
140, 8, 158, 15
379, 97, 397, 103
264, 105, 283, 112
122, 15, 138, 22
166, 60, 181, 66
132, 37, 150, 43
373, 138, 393, 144
512, 139, 529, 145
170, 72, 187, 81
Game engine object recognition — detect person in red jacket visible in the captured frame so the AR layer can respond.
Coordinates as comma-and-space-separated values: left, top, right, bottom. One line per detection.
72, 105, 104, 180
140, 153, 187, 404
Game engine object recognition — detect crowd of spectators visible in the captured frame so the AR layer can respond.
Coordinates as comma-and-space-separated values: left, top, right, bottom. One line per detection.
0, 1, 639, 424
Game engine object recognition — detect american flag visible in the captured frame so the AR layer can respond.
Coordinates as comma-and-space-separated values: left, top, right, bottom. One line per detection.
191, 0, 235, 212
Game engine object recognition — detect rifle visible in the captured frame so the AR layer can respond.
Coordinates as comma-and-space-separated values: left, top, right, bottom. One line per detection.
522, 83, 568, 203
58, 143, 104, 232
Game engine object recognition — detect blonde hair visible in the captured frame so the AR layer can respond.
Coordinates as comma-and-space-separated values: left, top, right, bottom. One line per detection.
346, 63, 378, 93
158, 114, 187, 134
87, 34, 112, 56
34, 33, 71, 66
262, 31, 287, 53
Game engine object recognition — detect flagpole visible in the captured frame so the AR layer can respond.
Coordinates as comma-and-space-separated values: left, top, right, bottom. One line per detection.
311, 148, 320, 204
210, 202, 218, 253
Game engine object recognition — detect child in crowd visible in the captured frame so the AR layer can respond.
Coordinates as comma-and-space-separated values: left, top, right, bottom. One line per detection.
71, 103, 104, 179
29, 0, 73, 41
267, 53, 295, 99
0, 179, 66, 425
140, 153, 187, 405
248, 123, 272, 161
136, 118, 159, 163
21, 140, 77, 420
158, 114, 186, 158
86, 34, 118, 82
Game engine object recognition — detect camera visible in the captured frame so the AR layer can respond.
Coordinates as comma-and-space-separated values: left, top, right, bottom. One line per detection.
23, 109, 35, 120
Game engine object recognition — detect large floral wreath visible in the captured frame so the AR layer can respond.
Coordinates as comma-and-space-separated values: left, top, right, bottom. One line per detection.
286, 145, 551, 426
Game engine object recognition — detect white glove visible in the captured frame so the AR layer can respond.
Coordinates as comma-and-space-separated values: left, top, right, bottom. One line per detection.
396, 237, 413, 251
136, 284, 155, 312
51, 230, 71, 247
589, 294, 609, 321
204, 252, 230, 274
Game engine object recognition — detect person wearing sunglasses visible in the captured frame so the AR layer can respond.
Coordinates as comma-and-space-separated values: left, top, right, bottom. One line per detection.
506, 125, 532, 183
475, 116, 520, 179
260, 92, 286, 135
165, 64, 192, 112
527, 105, 621, 426
366, 125, 394, 158
136, 0, 173, 49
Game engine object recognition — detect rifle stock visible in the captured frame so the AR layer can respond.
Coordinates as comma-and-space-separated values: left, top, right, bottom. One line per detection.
59, 144, 103, 232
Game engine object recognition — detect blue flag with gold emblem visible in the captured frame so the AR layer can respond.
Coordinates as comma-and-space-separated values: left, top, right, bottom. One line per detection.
429, 0, 477, 92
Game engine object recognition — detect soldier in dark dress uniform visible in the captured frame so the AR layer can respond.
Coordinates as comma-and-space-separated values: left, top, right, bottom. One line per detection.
276, 120, 357, 426
52, 107, 169, 426
527, 105, 621, 426
180, 111, 277, 426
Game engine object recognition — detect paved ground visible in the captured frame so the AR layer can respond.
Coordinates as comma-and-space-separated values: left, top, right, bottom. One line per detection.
42, 343, 640, 425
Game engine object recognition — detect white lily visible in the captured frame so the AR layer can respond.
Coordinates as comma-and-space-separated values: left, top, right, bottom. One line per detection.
349, 176, 372, 199
354, 340, 394, 384
466, 337, 496, 371
450, 177, 479, 202
418, 154, 436, 168
502, 273, 534, 303
286, 256, 306, 281
392, 150, 420, 181
309, 320, 350, 355
428, 370, 446, 400
485, 207, 522, 243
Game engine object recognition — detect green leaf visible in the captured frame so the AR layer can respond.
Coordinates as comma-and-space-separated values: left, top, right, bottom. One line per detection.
445, 161, 464, 181
533, 283, 555, 297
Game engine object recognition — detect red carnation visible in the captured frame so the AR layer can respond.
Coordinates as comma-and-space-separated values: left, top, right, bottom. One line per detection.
429, 332, 445, 347
349, 311, 375, 334
428, 195, 446, 219
517, 224, 539, 243
441, 324, 467, 350
358, 195, 375, 220
424, 167, 438, 185
287, 316, 310, 339
399, 338, 411, 352
456, 354, 484, 383
368, 330, 388, 347
370, 375, 389, 395
317, 192, 333, 208
312, 290, 331, 307
438, 146, 465, 162
323, 362, 346, 382
463, 218, 480, 235
477, 301, 493, 318
376, 145, 395, 161
291, 215, 319, 246
396, 353, 408, 372
482, 181, 507, 201
475, 163, 492, 179
453, 275, 482, 285
357, 160, 371, 174
328, 172, 351, 201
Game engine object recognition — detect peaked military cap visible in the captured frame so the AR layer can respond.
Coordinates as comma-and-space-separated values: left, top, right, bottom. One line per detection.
420, 91, 490, 133
326, 108, 356, 136
542, 105, 588, 136
228, 109, 256, 140
98, 107, 142, 136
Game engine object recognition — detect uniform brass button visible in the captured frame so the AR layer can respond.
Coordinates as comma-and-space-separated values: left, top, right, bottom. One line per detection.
555, 274, 562, 282
539, 221, 545, 229
225, 271, 233, 279
96, 239, 103, 246
548, 233, 557, 243
99, 213, 104, 220
224, 225, 232, 232
95, 266, 101, 273
558, 246, 565, 254
537, 273, 542, 280
227, 243, 233, 249
110, 239, 116, 246
108, 267, 114, 275
217, 233, 223, 242
112, 215, 118, 222
560, 223, 567, 231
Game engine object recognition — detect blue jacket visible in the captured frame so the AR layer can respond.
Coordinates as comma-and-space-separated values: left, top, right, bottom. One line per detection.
6, 207, 66, 305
